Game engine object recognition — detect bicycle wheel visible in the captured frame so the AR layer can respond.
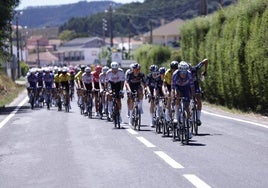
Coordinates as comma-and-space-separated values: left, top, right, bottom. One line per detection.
193, 107, 198, 135
30, 94, 35, 110
133, 106, 138, 130
181, 111, 188, 144
155, 117, 161, 134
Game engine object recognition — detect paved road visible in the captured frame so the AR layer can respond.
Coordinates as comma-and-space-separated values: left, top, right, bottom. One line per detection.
0, 90, 267, 188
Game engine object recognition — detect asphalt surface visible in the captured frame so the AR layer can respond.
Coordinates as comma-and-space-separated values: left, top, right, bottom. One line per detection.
0, 89, 267, 188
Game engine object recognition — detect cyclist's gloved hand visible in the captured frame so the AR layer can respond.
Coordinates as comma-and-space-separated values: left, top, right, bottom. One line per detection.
202, 71, 207, 77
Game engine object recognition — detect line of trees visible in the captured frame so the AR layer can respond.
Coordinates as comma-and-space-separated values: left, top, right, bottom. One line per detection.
180, 0, 268, 114
0, 0, 19, 62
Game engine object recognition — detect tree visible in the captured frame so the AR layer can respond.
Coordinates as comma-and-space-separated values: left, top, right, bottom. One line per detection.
0, 0, 20, 61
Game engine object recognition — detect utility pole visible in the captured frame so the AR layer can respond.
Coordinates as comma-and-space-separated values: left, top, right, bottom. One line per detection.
16, 14, 20, 78
108, 4, 113, 47
127, 17, 131, 56
149, 20, 153, 44
37, 40, 40, 68
102, 18, 107, 46
200, 0, 208, 16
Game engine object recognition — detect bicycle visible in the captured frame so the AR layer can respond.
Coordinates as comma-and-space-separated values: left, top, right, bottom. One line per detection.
111, 91, 121, 128
62, 88, 70, 112
155, 96, 166, 134
131, 91, 141, 131
190, 98, 198, 135
56, 88, 63, 111
85, 89, 93, 118
28, 87, 36, 110
43, 87, 52, 110
173, 97, 191, 145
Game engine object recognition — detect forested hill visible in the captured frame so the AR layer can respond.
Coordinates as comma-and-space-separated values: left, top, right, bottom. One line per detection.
60, 0, 235, 37
18, 1, 122, 28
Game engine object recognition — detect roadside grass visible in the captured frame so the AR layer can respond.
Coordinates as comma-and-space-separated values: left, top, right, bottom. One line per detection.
0, 72, 25, 107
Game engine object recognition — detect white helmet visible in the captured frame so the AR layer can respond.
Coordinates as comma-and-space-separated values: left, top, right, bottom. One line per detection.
85, 67, 91, 73
102, 66, 109, 73
111, 61, 119, 69
179, 61, 189, 71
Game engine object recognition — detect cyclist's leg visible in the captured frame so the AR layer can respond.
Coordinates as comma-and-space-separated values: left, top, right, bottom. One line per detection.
127, 93, 134, 125
138, 87, 144, 113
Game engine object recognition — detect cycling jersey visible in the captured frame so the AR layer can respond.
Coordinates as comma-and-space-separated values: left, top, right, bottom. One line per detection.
37, 72, 44, 87
27, 74, 38, 88
172, 70, 194, 102
106, 68, 125, 84
59, 73, 70, 91
154, 76, 164, 96
43, 73, 54, 88
146, 73, 157, 94
127, 72, 145, 92
92, 71, 100, 89
190, 61, 206, 93
164, 69, 173, 85
82, 72, 93, 91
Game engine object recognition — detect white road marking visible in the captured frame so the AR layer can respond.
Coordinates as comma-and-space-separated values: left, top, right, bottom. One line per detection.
0, 97, 28, 129
136, 136, 156, 147
184, 174, 211, 188
154, 151, 184, 169
203, 110, 268, 129
126, 126, 139, 135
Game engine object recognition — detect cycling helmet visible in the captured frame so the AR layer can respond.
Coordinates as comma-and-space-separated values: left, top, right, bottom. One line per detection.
102, 66, 109, 73
62, 67, 68, 73
133, 63, 140, 70
111, 61, 119, 69
179, 61, 189, 71
85, 67, 91, 73
129, 63, 135, 71
170, 61, 179, 70
150, 64, 158, 73
80, 65, 86, 70
95, 65, 102, 73
159, 67, 166, 74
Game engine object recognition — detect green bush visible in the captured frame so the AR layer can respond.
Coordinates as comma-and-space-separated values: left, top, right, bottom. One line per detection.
180, 0, 268, 114
20, 61, 29, 77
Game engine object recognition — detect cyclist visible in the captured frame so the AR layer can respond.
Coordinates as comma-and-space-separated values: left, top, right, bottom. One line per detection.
54, 67, 61, 89
75, 65, 86, 106
99, 66, 109, 114
69, 68, 75, 101
26, 68, 38, 101
105, 62, 125, 121
156, 66, 166, 115
43, 68, 54, 89
124, 63, 135, 118
59, 67, 71, 107
82, 67, 94, 114
171, 61, 195, 124
189, 58, 208, 125
145, 64, 159, 127
163, 61, 179, 122
92, 65, 102, 117
125, 63, 146, 126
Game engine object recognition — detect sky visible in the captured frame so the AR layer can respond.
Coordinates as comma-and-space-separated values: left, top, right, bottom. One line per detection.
17, 0, 144, 10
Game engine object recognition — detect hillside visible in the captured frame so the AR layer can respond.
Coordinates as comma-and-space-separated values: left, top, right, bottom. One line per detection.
60, 0, 235, 37
18, 1, 122, 28
0, 72, 24, 107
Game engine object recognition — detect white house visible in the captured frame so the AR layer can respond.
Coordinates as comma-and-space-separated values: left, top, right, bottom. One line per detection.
57, 37, 105, 66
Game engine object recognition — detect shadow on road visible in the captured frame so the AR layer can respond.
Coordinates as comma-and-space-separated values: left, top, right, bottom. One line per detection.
0, 105, 35, 115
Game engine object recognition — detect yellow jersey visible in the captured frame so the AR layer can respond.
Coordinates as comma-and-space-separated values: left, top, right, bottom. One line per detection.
54, 73, 61, 83
164, 69, 173, 85
75, 71, 83, 81
59, 73, 71, 82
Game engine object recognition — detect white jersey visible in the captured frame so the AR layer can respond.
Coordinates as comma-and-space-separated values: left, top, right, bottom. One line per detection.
82, 72, 93, 84
99, 72, 107, 84
106, 68, 125, 83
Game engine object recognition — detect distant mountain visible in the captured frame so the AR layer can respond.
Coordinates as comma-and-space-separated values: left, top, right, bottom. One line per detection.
17, 1, 122, 28
60, 0, 236, 37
